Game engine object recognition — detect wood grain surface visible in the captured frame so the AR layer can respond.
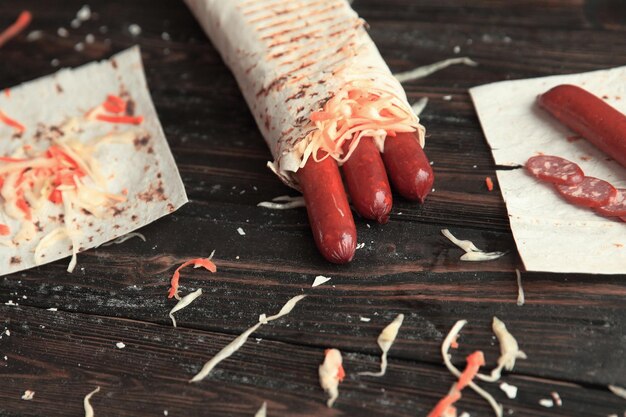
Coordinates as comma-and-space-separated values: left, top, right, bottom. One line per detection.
1, 0, 626, 416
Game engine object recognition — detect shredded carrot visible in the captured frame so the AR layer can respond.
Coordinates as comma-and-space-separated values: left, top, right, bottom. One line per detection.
457, 351, 485, 390
48, 189, 63, 204
15, 197, 31, 220
0, 11, 32, 49
485, 176, 494, 191
427, 387, 461, 417
168, 258, 217, 298
337, 364, 346, 382
450, 335, 459, 349
0, 224, 10, 236
0, 156, 27, 162
310, 111, 335, 122
95, 114, 143, 125
301, 80, 422, 168
428, 351, 486, 417
4, 89, 10, 98
103, 95, 127, 114
0, 110, 25, 132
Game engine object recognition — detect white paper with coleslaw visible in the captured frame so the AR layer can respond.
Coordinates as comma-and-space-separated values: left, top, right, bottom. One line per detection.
0, 47, 187, 276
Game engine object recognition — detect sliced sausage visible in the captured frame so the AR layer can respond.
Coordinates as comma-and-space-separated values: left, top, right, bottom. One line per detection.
538, 84, 626, 168
595, 188, 626, 217
382, 131, 434, 202
555, 176, 617, 208
525, 155, 584, 185
296, 152, 357, 264
341, 137, 392, 224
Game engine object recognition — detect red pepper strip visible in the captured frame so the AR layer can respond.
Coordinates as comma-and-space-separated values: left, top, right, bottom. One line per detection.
427, 387, 461, 417
457, 351, 485, 390
103, 94, 127, 114
0, 11, 32, 49
0, 224, 10, 236
0, 110, 26, 133
168, 257, 217, 298
95, 114, 143, 125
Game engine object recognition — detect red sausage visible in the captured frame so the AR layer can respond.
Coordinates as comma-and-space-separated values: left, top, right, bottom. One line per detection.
538, 85, 626, 168
382, 131, 434, 202
341, 137, 392, 224
595, 188, 626, 217
525, 155, 584, 185
555, 176, 617, 208
296, 152, 357, 264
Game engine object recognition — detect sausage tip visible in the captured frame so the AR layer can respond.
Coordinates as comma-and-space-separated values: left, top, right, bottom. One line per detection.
383, 132, 434, 203
323, 231, 356, 264
370, 190, 392, 224
414, 167, 434, 203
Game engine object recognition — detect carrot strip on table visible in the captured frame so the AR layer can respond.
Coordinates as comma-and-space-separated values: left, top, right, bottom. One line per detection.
427, 385, 461, 417
457, 351, 485, 390
168, 257, 217, 299
485, 176, 494, 191
0, 11, 32, 49
428, 350, 487, 417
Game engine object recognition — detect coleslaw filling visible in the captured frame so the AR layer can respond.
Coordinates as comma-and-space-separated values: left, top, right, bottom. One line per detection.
0, 92, 143, 271
295, 80, 423, 170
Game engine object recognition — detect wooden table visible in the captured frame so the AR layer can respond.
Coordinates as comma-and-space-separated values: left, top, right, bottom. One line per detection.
1, 1, 626, 416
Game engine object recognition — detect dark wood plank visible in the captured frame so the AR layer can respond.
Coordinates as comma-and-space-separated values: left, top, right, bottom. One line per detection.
2, 305, 624, 417
1, 223, 625, 388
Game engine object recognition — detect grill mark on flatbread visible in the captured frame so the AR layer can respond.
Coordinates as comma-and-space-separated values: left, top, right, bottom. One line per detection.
246, 0, 332, 24
260, 15, 339, 41
269, 34, 359, 86
278, 30, 359, 69
254, 2, 340, 32
266, 18, 357, 49
240, 0, 294, 17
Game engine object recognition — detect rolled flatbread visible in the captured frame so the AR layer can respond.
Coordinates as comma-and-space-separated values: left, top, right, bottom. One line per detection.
185, 0, 424, 188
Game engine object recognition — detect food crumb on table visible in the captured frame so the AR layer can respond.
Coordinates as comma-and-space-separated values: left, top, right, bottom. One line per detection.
539, 398, 554, 408
21, 390, 35, 400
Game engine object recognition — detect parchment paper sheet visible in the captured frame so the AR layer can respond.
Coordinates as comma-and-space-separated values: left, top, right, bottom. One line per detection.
470, 66, 626, 274
0, 47, 187, 276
